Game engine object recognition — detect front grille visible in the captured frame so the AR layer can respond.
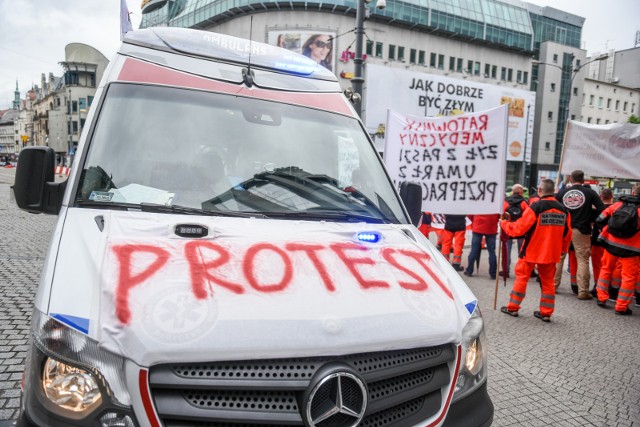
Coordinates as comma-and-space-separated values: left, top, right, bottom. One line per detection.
149, 344, 456, 427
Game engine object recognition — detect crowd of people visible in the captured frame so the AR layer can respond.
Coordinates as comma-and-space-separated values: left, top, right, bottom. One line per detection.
418, 170, 640, 322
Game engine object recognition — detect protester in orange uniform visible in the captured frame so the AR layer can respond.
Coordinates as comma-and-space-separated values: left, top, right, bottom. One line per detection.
500, 179, 572, 322
418, 212, 434, 239
441, 214, 466, 271
590, 188, 614, 295
502, 184, 530, 277
594, 184, 640, 315
464, 214, 500, 279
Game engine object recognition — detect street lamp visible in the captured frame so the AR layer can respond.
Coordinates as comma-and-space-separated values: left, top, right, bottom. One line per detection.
352, 0, 386, 117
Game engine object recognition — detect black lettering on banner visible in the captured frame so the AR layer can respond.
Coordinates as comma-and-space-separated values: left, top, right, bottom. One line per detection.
412, 165, 422, 179
399, 165, 407, 179
464, 164, 476, 178
540, 212, 566, 226
446, 148, 456, 161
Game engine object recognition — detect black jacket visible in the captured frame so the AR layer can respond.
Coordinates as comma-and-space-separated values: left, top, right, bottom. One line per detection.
556, 184, 605, 234
444, 214, 467, 232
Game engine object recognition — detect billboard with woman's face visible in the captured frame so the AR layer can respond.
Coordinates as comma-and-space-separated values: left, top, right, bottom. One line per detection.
268, 30, 336, 73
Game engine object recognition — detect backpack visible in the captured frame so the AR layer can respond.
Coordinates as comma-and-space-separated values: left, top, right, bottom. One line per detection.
607, 201, 639, 238
506, 199, 524, 222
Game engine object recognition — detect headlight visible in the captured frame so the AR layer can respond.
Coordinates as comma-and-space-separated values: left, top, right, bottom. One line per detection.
42, 358, 102, 412
23, 309, 137, 426
452, 306, 488, 402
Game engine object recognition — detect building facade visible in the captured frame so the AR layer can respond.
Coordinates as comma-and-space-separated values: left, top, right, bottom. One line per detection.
140, 0, 587, 190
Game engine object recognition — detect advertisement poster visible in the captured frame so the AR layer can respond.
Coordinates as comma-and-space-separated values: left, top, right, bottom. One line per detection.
267, 29, 336, 73
365, 64, 535, 162
383, 104, 509, 215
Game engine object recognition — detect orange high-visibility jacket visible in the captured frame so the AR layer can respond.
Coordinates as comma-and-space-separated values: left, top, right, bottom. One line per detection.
596, 197, 640, 257
501, 196, 572, 264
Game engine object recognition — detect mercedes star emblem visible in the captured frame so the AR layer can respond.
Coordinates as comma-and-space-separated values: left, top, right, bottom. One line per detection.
305, 371, 368, 427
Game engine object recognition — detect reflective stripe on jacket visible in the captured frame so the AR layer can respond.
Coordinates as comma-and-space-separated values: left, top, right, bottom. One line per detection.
501, 196, 572, 264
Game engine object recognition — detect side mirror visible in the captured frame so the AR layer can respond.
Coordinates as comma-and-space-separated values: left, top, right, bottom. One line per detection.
11, 147, 66, 214
399, 181, 422, 226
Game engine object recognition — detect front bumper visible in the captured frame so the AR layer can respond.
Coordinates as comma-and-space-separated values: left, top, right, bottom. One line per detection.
442, 381, 493, 427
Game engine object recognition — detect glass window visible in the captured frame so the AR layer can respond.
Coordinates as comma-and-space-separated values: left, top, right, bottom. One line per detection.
430, 53, 437, 67
632, 103, 636, 114
450, 57, 457, 71
76, 84, 407, 223
466, 60, 473, 73
623, 101, 628, 111
516, 70, 522, 82
88, 96, 94, 107
573, 87, 578, 95
523, 71, 528, 84
598, 97, 603, 108
589, 95, 594, 105
491, 65, 497, 79
545, 142, 550, 150
438, 54, 445, 69
484, 63, 490, 77
587, 117, 592, 123
550, 83, 555, 92
474, 61, 480, 75
548, 111, 553, 120
607, 98, 611, 109
553, 54, 558, 63
366, 40, 373, 56
615, 100, 620, 110
418, 50, 426, 65
72, 101, 78, 113
72, 121, 78, 134
410, 48, 417, 64
388, 45, 396, 60
500, 67, 506, 81
457, 58, 463, 72
596, 118, 601, 124
507, 68, 513, 81
398, 46, 405, 62
375, 42, 383, 58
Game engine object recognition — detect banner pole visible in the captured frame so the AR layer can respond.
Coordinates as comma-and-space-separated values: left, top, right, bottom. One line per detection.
555, 120, 571, 189
493, 233, 501, 310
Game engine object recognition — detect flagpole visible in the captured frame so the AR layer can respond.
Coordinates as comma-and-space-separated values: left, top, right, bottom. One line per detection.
493, 232, 502, 310
555, 119, 571, 189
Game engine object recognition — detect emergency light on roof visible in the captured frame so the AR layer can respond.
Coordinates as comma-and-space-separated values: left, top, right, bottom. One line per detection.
356, 231, 383, 244
123, 28, 336, 79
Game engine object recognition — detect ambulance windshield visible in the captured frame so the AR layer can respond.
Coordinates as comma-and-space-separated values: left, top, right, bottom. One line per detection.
76, 84, 407, 224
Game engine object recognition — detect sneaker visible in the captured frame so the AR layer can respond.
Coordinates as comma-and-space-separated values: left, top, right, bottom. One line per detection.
635, 301, 640, 308
571, 285, 579, 295
463, 270, 472, 277
596, 299, 606, 308
590, 288, 597, 298
500, 306, 519, 317
577, 293, 593, 300
490, 275, 496, 280
499, 271, 510, 278
452, 264, 464, 272
533, 310, 551, 323
615, 308, 632, 316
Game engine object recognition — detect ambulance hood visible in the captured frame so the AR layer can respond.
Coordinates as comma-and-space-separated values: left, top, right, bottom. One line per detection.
49, 209, 477, 367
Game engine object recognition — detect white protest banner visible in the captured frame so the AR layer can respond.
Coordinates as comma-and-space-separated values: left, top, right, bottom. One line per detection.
560, 121, 640, 180
365, 64, 535, 162
384, 104, 508, 215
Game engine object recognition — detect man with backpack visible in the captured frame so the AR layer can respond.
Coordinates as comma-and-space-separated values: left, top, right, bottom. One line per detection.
502, 184, 530, 277
594, 184, 640, 315
555, 170, 606, 300
500, 179, 572, 322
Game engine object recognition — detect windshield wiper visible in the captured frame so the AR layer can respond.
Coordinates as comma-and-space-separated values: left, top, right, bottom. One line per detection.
76, 200, 268, 218
254, 210, 391, 224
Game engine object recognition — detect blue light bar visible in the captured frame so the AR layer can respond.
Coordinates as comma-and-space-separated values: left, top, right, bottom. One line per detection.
124, 28, 336, 79
356, 231, 382, 244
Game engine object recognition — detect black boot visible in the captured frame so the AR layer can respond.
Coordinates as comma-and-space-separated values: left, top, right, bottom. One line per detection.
452, 263, 464, 272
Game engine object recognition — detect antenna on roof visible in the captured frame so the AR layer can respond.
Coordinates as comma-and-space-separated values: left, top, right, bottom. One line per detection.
242, 16, 255, 87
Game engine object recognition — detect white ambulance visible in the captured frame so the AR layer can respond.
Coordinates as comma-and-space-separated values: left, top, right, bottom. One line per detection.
12, 28, 493, 427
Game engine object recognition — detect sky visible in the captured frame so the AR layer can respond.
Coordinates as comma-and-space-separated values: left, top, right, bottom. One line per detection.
0, 0, 638, 109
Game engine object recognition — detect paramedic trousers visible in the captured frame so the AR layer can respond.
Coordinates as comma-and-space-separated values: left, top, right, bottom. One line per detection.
596, 252, 640, 312
441, 230, 465, 265
507, 260, 556, 317
592, 245, 605, 285
555, 229, 591, 296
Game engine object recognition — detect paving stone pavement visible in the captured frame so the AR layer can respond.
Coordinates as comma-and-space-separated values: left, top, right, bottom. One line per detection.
0, 167, 638, 425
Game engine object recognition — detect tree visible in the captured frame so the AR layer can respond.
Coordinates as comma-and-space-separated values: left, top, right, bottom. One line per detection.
628, 115, 640, 124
